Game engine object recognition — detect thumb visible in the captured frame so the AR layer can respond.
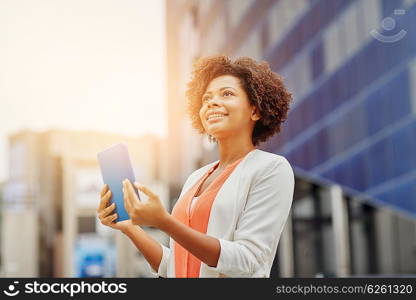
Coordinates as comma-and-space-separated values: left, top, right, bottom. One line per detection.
134, 182, 158, 200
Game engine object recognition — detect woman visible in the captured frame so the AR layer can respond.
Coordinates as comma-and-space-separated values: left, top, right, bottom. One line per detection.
97, 55, 294, 278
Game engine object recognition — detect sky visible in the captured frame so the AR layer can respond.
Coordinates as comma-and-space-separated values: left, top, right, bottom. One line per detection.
0, 0, 167, 182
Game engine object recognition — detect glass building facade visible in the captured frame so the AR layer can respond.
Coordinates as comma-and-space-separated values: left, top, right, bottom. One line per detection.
165, 0, 416, 276
262, 0, 416, 218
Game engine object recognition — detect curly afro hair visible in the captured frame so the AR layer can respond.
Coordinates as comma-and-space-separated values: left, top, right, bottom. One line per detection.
185, 55, 292, 146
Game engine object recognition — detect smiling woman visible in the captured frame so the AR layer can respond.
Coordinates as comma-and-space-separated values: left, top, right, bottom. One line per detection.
199, 75, 259, 146
97, 55, 295, 278
187, 55, 292, 146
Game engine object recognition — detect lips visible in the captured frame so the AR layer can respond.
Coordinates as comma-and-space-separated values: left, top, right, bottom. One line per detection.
206, 111, 228, 121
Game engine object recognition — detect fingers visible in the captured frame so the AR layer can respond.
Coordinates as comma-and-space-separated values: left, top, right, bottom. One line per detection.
134, 182, 157, 199
100, 184, 108, 197
98, 189, 112, 212
123, 186, 133, 214
99, 202, 116, 219
124, 180, 137, 200
101, 213, 118, 225
123, 179, 139, 208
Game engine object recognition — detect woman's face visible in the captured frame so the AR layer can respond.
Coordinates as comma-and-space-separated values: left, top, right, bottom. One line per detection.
199, 75, 260, 141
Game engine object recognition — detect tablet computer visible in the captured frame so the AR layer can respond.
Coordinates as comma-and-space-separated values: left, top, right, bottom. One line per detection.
97, 142, 140, 222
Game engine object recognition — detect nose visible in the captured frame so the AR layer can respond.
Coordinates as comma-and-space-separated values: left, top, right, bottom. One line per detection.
206, 97, 220, 108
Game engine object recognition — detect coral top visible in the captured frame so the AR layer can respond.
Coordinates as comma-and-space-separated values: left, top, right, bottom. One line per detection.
171, 157, 245, 278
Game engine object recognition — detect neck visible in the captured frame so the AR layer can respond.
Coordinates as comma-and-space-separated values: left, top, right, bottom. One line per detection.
215, 132, 256, 169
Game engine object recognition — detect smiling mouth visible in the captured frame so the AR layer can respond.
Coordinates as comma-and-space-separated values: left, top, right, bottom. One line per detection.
207, 114, 227, 122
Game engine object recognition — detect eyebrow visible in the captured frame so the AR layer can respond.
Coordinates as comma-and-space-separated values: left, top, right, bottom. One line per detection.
203, 86, 237, 96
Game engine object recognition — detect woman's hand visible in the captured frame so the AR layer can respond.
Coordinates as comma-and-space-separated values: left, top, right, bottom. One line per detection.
97, 184, 135, 233
122, 179, 170, 228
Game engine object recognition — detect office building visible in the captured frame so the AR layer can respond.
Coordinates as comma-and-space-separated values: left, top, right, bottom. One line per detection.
1, 129, 168, 277
165, 0, 416, 276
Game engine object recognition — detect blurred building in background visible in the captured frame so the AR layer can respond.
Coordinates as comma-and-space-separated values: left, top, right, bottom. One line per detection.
1, 129, 168, 277
165, 0, 416, 277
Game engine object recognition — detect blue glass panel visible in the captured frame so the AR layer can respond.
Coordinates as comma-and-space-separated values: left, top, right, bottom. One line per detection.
391, 125, 414, 177
367, 138, 394, 188
349, 152, 369, 191
310, 40, 324, 80
390, 180, 416, 213
382, 0, 404, 18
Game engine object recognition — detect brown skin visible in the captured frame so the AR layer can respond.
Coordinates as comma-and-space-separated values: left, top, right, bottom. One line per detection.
199, 75, 260, 170
186, 55, 292, 146
97, 74, 261, 272
97, 184, 163, 272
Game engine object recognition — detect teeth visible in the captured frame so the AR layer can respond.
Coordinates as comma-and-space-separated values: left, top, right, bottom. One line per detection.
208, 114, 225, 120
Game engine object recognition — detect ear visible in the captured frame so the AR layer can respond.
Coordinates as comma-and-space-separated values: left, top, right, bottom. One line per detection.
251, 106, 261, 121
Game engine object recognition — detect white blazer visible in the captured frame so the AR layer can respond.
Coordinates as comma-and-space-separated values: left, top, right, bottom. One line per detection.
149, 149, 294, 277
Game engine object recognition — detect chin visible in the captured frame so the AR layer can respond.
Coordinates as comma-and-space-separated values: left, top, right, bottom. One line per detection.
208, 131, 228, 141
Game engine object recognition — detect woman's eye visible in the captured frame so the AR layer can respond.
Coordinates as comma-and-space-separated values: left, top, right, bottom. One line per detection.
223, 91, 233, 97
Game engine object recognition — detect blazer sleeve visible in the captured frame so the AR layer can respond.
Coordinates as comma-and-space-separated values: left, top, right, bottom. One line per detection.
207, 157, 294, 277
148, 243, 171, 277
